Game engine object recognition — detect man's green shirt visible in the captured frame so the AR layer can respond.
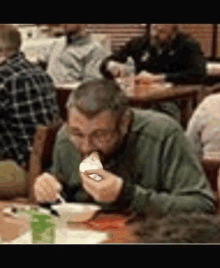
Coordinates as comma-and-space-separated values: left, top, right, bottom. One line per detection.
51, 109, 216, 214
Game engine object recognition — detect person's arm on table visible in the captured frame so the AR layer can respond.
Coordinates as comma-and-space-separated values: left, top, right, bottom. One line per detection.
83, 44, 111, 82
34, 139, 92, 203
90, 129, 216, 214
100, 37, 141, 79
161, 42, 206, 84
134, 129, 215, 214
136, 41, 206, 84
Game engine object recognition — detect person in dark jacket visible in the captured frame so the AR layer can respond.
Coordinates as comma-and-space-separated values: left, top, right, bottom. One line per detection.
100, 24, 206, 122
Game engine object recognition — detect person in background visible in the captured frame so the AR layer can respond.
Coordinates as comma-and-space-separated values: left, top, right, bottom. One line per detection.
37, 24, 110, 86
34, 79, 216, 215
100, 24, 206, 122
186, 93, 220, 160
0, 24, 61, 200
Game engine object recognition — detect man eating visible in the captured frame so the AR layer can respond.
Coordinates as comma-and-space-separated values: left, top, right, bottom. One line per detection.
34, 79, 216, 214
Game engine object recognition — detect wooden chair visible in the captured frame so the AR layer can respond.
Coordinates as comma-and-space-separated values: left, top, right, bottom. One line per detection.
200, 157, 220, 212
54, 88, 72, 121
26, 123, 62, 203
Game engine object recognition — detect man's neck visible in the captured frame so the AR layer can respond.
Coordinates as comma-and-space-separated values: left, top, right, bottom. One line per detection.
66, 31, 89, 45
151, 32, 178, 51
0, 50, 19, 67
102, 111, 134, 167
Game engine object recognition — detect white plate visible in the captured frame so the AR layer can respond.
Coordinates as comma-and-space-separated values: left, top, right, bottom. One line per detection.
51, 203, 101, 223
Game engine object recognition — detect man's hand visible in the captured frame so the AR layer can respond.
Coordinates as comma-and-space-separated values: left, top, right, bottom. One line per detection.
80, 169, 124, 203
136, 71, 166, 83
107, 61, 127, 78
34, 173, 63, 203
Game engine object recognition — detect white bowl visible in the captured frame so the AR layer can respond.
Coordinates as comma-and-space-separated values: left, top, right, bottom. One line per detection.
51, 203, 101, 223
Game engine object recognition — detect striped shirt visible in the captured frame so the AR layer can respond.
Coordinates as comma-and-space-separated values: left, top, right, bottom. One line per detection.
0, 52, 60, 165
38, 34, 110, 86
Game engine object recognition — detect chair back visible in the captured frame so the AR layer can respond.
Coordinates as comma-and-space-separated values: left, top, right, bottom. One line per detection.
54, 88, 72, 121
201, 157, 220, 212
27, 123, 62, 202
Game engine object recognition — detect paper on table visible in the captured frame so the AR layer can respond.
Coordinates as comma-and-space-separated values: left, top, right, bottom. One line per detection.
55, 82, 82, 90
3, 228, 108, 244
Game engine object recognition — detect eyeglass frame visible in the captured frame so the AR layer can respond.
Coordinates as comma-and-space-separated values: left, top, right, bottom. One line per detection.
64, 114, 123, 148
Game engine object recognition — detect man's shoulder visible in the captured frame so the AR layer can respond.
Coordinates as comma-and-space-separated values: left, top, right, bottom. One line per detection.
0, 64, 52, 92
15, 64, 52, 83
54, 124, 70, 146
175, 32, 201, 48
131, 109, 182, 140
89, 37, 109, 52
125, 35, 149, 50
44, 36, 66, 52
203, 93, 220, 103
50, 36, 66, 45
197, 93, 220, 113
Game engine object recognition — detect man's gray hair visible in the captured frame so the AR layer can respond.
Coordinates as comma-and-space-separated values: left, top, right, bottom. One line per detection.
0, 24, 21, 51
66, 79, 129, 118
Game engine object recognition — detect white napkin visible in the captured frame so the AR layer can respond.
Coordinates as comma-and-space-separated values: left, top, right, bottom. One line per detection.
79, 152, 103, 181
3, 229, 108, 244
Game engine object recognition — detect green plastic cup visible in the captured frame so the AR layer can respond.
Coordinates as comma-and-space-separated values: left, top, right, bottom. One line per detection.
30, 212, 56, 244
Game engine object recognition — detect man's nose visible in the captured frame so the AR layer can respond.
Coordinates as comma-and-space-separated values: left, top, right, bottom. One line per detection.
80, 136, 96, 155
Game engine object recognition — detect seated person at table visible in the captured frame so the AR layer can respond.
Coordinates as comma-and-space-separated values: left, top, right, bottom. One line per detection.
129, 206, 220, 243
34, 79, 216, 214
0, 24, 61, 200
186, 93, 220, 160
100, 24, 206, 122
37, 24, 110, 86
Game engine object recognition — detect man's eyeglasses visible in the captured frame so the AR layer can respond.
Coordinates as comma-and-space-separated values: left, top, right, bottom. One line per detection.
65, 125, 118, 147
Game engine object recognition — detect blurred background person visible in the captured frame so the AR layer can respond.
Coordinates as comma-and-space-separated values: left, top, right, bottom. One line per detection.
186, 93, 220, 160
100, 24, 206, 122
37, 24, 110, 86
186, 93, 220, 200
0, 24, 60, 200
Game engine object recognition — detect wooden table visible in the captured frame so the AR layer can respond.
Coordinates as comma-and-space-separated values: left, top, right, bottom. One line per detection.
128, 83, 203, 129
201, 83, 220, 101
54, 82, 203, 129
0, 200, 138, 244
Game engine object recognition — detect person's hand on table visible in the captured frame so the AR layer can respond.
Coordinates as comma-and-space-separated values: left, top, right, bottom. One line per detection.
107, 61, 127, 78
80, 169, 124, 203
34, 173, 63, 203
136, 71, 166, 84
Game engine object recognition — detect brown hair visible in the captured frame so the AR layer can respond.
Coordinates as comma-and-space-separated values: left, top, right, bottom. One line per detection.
132, 210, 220, 243
66, 78, 129, 119
0, 24, 21, 52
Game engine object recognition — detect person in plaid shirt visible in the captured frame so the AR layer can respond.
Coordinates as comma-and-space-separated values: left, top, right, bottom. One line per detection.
38, 24, 110, 86
0, 24, 61, 199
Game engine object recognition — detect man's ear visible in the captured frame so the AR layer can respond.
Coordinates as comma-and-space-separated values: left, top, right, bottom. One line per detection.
120, 109, 132, 135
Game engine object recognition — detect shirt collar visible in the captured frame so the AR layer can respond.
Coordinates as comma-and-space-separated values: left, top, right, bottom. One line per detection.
66, 33, 91, 46
103, 112, 134, 169
150, 32, 178, 52
0, 52, 24, 67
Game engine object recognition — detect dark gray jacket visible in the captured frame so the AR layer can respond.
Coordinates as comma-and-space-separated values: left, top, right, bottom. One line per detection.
51, 109, 216, 214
